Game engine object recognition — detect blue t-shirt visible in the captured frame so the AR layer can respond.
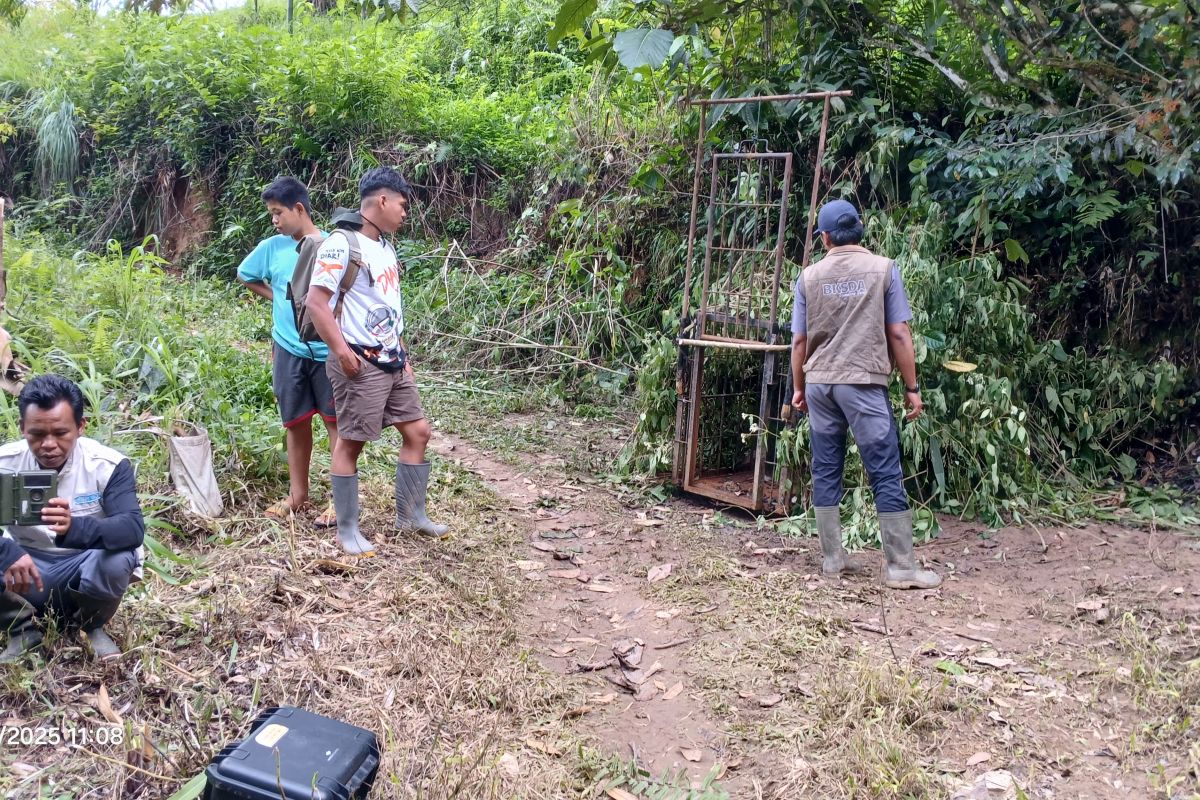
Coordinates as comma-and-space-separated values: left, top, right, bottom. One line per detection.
791, 263, 912, 335
237, 234, 329, 361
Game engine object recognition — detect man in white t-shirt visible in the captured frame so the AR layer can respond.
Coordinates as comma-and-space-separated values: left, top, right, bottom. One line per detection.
305, 168, 447, 556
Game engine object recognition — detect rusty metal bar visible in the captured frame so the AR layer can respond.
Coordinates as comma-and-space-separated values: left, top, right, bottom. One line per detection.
712, 151, 791, 161
702, 309, 781, 332
709, 201, 783, 210
757, 155, 792, 511
683, 345, 706, 489
696, 153, 722, 326
767, 154, 794, 333
672, 379, 686, 482
706, 244, 780, 254
690, 91, 853, 106
680, 106, 708, 323
801, 95, 833, 270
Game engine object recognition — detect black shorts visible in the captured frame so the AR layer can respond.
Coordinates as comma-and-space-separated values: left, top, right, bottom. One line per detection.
272, 345, 336, 428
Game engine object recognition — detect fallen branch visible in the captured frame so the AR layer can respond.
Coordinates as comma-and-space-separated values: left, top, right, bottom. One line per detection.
653, 638, 691, 650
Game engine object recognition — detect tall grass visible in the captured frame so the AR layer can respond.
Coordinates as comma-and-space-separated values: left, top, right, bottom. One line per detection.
0, 233, 285, 533
30, 91, 79, 193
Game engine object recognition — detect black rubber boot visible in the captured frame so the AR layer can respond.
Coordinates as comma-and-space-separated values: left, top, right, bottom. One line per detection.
71, 590, 122, 661
0, 591, 42, 664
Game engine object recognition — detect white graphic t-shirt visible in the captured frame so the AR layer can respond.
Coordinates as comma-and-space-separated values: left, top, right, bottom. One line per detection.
309, 230, 406, 368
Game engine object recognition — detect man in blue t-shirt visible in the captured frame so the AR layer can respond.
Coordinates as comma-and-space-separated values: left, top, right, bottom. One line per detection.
237, 177, 338, 526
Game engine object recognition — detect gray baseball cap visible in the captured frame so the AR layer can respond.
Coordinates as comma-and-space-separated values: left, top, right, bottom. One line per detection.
815, 199, 861, 234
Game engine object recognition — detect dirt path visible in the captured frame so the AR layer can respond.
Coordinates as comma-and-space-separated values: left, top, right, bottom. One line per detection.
431, 414, 1200, 799
430, 432, 732, 785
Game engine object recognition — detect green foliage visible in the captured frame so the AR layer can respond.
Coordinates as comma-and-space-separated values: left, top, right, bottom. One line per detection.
618, 332, 678, 476
164, 772, 207, 800
562, 0, 1200, 531
0, 0, 24, 27
613, 28, 674, 70
0, 1, 577, 268
22, 90, 79, 194
547, 0, 1200, 364
841, 214, 1187, 529
0, 0, 1194, 546
0, 232, 287, 544
548, 0, 595, 48
624, 211, 1194, 536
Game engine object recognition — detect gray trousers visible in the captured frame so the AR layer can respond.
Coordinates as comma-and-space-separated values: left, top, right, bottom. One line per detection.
806, 383, 908, 513
1, 548, 137, 632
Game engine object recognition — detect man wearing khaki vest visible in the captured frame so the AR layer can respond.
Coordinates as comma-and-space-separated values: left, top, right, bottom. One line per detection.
790, 200, 941, 589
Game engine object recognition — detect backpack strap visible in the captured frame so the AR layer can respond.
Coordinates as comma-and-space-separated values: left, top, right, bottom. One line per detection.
328, 230, 365, 321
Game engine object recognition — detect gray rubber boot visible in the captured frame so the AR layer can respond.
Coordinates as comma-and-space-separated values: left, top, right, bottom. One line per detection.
71, 592, 123, 661
395, 462, 448, 538
331, 473, 376, 557
0, 591, 43, 664
880, 509, 942, 589
815, 506, 865, 577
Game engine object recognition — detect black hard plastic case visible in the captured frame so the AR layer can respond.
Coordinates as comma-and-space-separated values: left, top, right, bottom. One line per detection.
202, 706, 380, 800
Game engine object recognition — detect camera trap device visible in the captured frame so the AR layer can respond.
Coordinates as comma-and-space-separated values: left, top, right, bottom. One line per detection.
0, 470, 57, 526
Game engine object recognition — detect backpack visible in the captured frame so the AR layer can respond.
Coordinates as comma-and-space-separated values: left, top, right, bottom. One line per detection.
288, 218, 367, 345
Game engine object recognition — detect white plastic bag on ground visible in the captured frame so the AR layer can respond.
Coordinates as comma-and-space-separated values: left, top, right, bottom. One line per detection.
167, 424, 223, 518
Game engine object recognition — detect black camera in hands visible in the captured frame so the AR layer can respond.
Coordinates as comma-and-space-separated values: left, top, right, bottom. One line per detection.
0, 470, 58, 526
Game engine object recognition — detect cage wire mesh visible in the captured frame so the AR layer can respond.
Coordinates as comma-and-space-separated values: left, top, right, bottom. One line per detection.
676, 147, 795, 512
674, 92, 847, 514
696, 150, 790, 343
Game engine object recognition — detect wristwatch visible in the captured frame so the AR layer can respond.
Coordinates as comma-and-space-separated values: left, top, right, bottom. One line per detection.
905, 385, 920, 394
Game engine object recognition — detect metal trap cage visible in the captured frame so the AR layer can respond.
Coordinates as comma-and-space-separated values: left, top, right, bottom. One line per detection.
673, 91, 850, 514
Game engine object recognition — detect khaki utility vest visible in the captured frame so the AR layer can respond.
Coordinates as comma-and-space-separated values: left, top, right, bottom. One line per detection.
801, 245, 894, 386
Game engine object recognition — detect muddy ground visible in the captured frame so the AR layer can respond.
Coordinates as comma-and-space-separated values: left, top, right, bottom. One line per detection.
2, 407, 1198, 799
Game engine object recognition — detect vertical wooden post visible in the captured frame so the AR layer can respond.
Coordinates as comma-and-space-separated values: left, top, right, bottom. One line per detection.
680, 105, 708, 323
801, 96, 832, 270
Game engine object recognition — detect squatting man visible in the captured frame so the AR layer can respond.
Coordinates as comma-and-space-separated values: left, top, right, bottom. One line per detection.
0, 375, 145, 663
791, 199, 941, 590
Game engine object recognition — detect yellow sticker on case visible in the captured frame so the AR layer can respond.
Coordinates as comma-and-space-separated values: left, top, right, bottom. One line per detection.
254, 724, 289, 747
